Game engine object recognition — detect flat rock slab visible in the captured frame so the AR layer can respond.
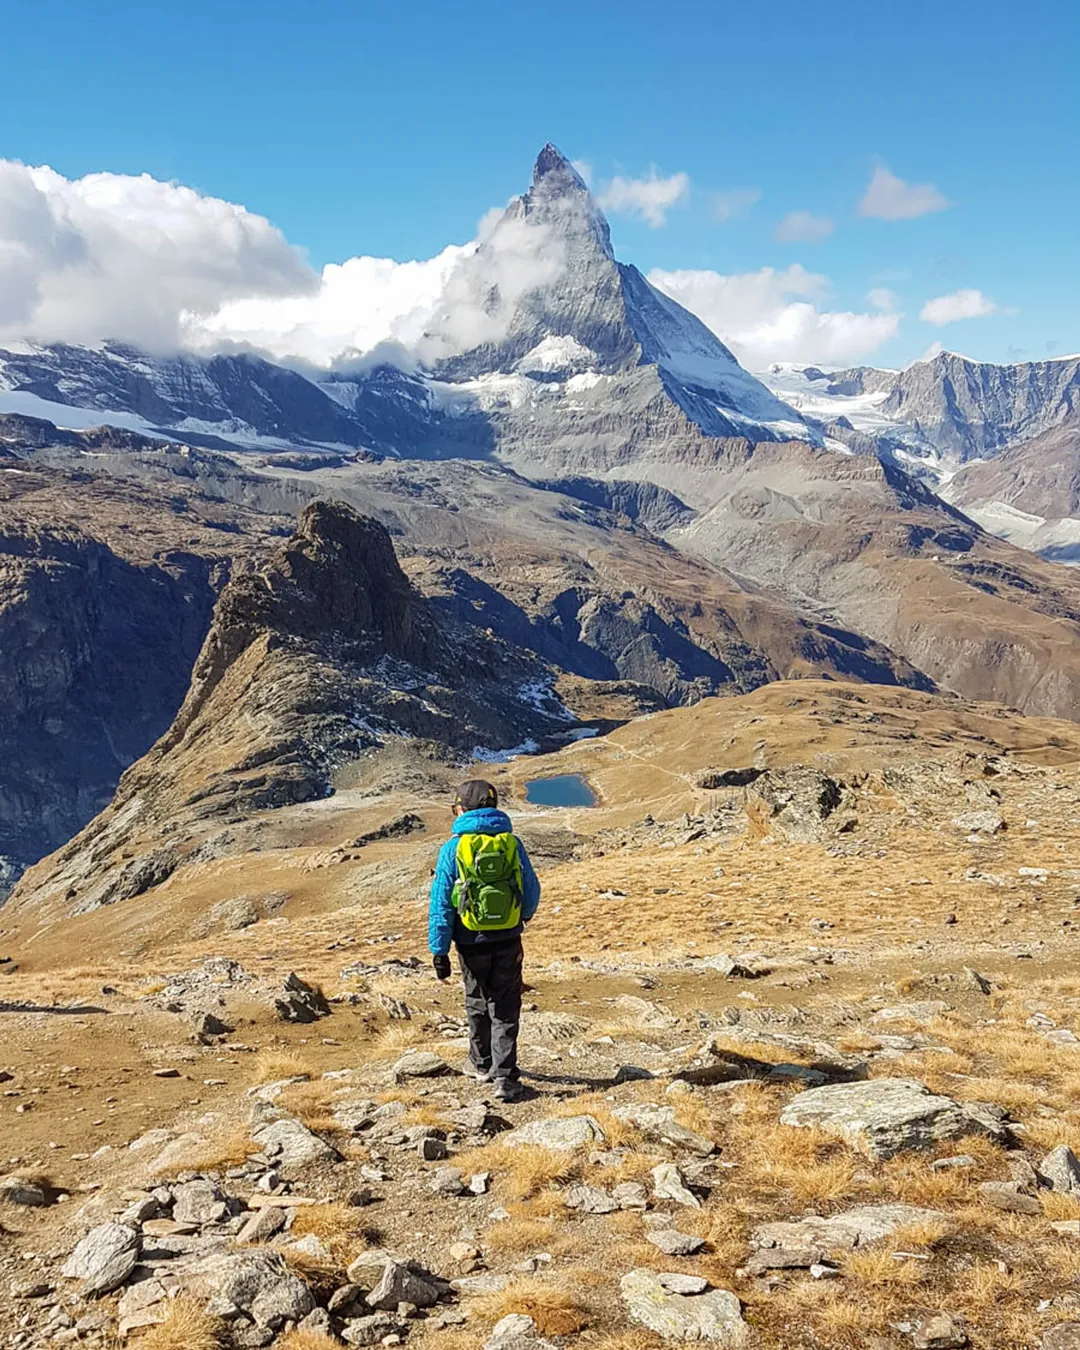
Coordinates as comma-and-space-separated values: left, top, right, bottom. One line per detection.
502, 1115, 606, 1151
391, 1051, 451, 1079
621, 1269, 749, 1344
779, 1079, 998, 1160
751, 1203, 944, 1269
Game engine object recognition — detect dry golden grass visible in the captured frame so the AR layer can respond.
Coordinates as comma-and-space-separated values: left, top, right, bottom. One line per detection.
482, 1207, 579, 1257
135, 1299, 225, 1349
1018, 1114, 1080, 1151
288, 1203, 368, 1261
470, 1277, 590, 1335
452, 1142, 577, 1200
364, 1023, 432, 1060
579, 1334, 666, 1350
840, 1246, 930, 1287
1038, 1191, 1080, 1221
728, 1118, 860, 1206
250, 1050, 312, 1085
152, 1128, 251, 1175
273, 1332, 341, 1350
279, 1248, 339, 1290
277, 1080, 346, 1137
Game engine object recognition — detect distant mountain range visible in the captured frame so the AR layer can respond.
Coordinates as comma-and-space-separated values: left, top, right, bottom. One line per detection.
7, 143, 1080, 895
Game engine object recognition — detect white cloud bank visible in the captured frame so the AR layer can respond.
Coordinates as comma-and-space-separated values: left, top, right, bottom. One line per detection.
597, 169, 690, 227
648, 265, 900, 367
0, 159, 314, 351
0, 157, 898, 372
860, 165, 949, 220
920, 288, 997, 325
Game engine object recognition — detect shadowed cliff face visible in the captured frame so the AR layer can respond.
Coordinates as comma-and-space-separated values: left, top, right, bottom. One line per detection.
0, 452, 283, 874
7, 500, 569, 919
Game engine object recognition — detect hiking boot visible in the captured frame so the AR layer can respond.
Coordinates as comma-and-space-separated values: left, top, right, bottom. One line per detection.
492, 1077, 524, 1103
462, 1060, 493, 1082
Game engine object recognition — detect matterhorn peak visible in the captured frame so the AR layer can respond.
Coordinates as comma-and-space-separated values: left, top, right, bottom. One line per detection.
532, 142, 589, 192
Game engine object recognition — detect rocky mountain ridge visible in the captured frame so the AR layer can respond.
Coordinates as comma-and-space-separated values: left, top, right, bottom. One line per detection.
8, 499, 572, 919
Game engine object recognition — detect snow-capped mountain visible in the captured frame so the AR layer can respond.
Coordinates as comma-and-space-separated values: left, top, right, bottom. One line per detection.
0, 146, 816, 465
766, 351, 1080, 473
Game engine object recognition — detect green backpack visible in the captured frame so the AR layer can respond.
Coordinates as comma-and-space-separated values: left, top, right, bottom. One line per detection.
452, 832, 523, 932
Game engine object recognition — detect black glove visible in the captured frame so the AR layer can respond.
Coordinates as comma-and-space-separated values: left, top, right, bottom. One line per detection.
433, 954, 452, 981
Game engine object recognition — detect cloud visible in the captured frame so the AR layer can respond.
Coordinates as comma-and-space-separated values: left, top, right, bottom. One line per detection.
712, 188, 762, 223
648, 265, 900, 368
919, 288, 997, 325
189, 246, 470, 366
416, 207, 565, 361
867, 287, 899, 311
597, 169, 689, 227
859, 164, 949, 220
0, 159, 314, 351
570, 159, 593, 186
774, 210, 834, 243
190, 203, 566, 368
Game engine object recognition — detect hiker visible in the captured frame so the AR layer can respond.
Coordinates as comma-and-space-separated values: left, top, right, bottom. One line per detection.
428, 779, 540, 1102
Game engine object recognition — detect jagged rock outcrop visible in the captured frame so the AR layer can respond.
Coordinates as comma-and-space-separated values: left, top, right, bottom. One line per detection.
7, 500, 567, 919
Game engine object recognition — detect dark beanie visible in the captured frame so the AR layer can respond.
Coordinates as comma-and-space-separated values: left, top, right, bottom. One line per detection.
455, 779, 498, 811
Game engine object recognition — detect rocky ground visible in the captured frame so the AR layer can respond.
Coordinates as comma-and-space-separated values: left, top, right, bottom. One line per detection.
3, 683, 1080, 1348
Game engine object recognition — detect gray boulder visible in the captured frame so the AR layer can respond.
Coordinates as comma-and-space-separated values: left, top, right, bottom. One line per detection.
750, 1203, 944, 1270
251, 1116, 341, 1168
1040, 1146, 1080, 1195
914, 1313, 968, 1348
613, 1103, 715, 1155
172, 1179, 228, 1226
779, 1078, 1001, 1159
621, 1269, 749, 1343
342, 1312, 401, 1346
1044, 1327, 1080, 1350
270, 972, 331, 1023
564, 1184, 618, 1214
502, 1114, 606, 1151
183, 1250, 314, 1327
366, 1258, 445, 1310
953, 810, 1005, 834
484, 1313, 559, 1350
62, 1223, 139, 1296
391, 1050, 451, 1079
648, 1229, 706, 1256
0, 1174, 49, 1207
652, 1162, 701, 1209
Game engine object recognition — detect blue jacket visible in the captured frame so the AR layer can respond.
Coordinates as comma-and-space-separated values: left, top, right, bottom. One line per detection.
428, 807, 540, 956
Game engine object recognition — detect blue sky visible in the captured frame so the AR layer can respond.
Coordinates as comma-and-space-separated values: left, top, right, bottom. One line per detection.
2, 0, 1078, 369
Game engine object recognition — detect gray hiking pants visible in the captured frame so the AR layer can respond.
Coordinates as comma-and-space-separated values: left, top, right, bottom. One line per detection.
458, 937, 523, 1082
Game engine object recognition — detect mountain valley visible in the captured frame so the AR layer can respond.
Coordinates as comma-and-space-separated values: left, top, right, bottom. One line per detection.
4, 142, 1080, 1350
